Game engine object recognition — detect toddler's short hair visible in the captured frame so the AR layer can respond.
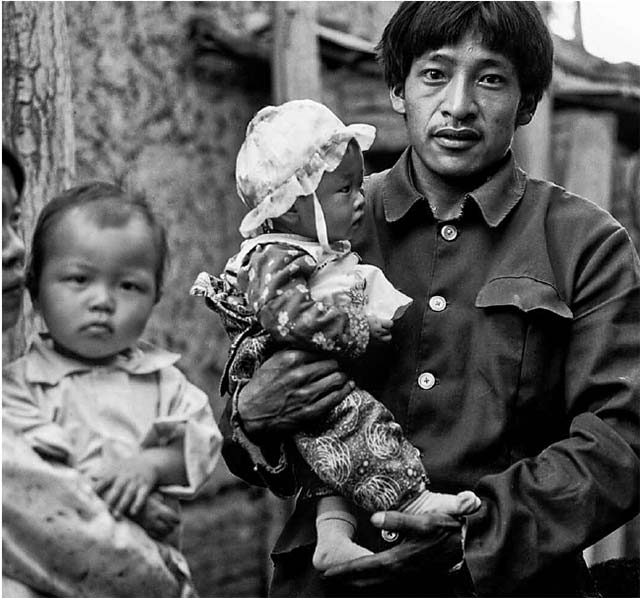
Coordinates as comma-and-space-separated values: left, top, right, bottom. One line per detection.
26, 181, 168, 302
377, 1, 553, 106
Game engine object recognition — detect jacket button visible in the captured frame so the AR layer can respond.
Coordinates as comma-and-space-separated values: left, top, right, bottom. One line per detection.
381, 530, 400, 542
418, 372, 436, 390
429, 295, 447, 312
441, 224, 458, 241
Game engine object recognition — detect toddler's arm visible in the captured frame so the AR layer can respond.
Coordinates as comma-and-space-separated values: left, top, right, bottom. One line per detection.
238, 243, 370, 357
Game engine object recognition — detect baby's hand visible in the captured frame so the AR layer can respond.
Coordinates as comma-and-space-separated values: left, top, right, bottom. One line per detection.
131, 492, 180, 541
368, 314, 393, 342
92, 454, 159, 520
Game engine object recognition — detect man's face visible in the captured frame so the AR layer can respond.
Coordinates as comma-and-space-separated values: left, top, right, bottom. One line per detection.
390, 33, 533, 181
2, 164, 25, 331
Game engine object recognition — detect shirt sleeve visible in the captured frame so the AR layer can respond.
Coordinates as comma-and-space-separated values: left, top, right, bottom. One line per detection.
140, 366, 222, 499
2, 362, 73, 463
464, 223, 640, 595
237, 243, 369, 357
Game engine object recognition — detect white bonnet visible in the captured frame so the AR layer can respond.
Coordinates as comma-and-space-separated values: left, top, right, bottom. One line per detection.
236, 99, 376, 238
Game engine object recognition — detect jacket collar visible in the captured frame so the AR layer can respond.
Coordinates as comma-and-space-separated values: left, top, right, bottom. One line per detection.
383, 148, 527, 228
24, 333, 180, 386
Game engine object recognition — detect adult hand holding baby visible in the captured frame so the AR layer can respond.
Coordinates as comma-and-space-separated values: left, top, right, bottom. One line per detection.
237, 349, 354, 440
324, 510, 465, 589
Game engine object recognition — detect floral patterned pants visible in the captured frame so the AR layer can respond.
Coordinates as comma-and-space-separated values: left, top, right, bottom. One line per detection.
295, 387, 427, 512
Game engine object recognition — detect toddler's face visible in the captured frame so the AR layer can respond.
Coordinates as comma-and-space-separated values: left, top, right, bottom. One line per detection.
296, 140, 365, 242
35, 207, 158, 362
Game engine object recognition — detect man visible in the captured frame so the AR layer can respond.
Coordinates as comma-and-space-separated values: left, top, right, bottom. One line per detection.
220, 3, 640, 596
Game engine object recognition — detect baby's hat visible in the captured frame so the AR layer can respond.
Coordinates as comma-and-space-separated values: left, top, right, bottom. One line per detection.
236, 99, 376, 238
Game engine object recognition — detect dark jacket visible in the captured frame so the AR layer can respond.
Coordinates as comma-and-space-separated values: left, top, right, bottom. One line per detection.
221, 150, 640, 596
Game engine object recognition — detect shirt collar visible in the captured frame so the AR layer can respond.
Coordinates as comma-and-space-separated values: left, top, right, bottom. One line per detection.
24, 333, 181, 385
382, 148, 527, 228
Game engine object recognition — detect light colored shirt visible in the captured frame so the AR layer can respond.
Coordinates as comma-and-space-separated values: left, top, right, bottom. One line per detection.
3, 333, 221, 499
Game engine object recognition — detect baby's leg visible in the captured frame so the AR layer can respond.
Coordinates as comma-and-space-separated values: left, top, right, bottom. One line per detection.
402, 488, 481, 517
313, 496, 372, 571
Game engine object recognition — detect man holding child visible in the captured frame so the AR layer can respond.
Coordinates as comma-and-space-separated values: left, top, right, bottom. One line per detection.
221, 2, 640, 596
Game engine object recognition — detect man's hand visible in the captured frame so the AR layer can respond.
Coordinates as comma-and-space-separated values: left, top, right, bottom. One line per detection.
237, 349, 354, 440
323, 510, 463, 588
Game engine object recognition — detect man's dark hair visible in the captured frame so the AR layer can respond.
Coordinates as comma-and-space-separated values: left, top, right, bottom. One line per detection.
2, 144, 26, 196
376, 1, 554, 105
26, 181, 168, 303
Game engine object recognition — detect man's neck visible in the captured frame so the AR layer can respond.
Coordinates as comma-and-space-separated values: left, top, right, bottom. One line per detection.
409, 150, 508, 221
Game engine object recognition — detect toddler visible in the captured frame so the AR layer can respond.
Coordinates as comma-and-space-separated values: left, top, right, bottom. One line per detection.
191, 100, 479, 571
3, 182, 222, 597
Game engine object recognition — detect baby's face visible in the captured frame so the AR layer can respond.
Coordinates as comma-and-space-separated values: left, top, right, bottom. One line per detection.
35, 207, 158, 362
296, 140, 365, 242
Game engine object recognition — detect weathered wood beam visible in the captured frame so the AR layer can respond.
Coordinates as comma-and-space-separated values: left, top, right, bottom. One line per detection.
272, 2, 321, 103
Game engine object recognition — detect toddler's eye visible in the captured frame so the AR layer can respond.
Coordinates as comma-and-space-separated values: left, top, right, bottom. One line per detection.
65, 275, 87, 285
121, 281, 142, 292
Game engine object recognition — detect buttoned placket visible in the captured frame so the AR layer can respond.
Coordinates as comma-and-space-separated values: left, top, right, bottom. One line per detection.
415, 221, 460, 397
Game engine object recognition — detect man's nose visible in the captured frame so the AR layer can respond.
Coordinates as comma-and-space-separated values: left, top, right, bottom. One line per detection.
441, 76, 477, 123
2, 226, 25, 271
89, 283, 115, 312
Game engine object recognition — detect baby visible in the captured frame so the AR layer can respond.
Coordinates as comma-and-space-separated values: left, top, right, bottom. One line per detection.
192, 100, 480, 570
3, 182, 222, 596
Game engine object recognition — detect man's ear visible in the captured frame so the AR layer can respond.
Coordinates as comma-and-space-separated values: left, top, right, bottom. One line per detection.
516, 93, 537, 127
389, 84, 406, 116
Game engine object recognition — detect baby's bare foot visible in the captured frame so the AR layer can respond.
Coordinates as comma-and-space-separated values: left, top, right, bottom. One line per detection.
313, 535, 373, 572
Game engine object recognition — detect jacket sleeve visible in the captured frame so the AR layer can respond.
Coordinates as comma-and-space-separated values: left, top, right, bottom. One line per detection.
237, 243, 369, 358
219, 382, 299, 498
464, 222, 640, 595
144, 366, 222, 499
2, 363, 73, 463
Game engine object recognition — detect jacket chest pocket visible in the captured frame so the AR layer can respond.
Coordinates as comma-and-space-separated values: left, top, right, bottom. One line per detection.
475, 276, 573, 453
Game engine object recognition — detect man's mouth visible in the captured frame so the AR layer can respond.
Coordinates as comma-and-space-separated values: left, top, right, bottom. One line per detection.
433, 127, 481, 149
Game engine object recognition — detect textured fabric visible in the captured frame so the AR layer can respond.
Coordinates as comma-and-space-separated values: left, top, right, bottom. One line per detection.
222, 149, 640, 597
3, 334, 221, 499
2, 424, 197, 598
191, 235, 425, 511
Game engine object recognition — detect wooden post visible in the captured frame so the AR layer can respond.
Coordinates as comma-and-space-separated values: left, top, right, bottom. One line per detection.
272, 1, 321, 103
561, 110, 617, 210
2, 1, 76, 360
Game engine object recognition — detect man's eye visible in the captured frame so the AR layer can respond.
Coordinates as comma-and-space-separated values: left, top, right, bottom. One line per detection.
337, 184, 351, 194
422, 69, 445, 82
480, 74, 505, 86
10, 211, 22, 228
